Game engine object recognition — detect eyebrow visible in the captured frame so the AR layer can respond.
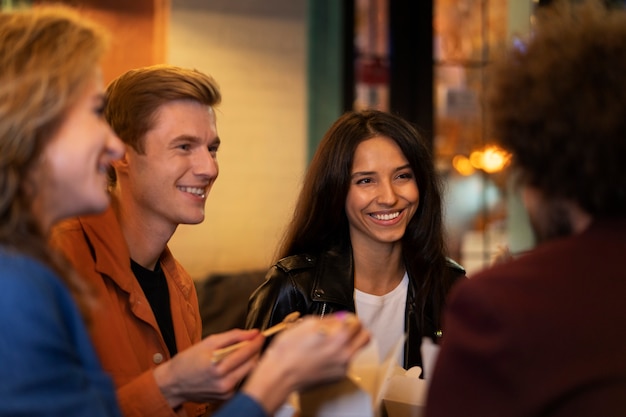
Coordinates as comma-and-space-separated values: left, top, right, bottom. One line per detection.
351, 163, 412, 178
170, 135, 221, 146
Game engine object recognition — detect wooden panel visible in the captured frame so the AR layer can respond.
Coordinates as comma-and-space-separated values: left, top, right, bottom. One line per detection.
35, 0, 170, 83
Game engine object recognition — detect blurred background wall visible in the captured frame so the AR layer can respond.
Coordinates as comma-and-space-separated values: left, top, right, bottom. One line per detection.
16, 0, 570, 279
167, 0, 308, 279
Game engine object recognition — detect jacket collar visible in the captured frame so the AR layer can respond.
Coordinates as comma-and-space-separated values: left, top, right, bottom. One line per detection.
310, 244, 420, 303
77, 206, 193, 299
310, 245, 356, 308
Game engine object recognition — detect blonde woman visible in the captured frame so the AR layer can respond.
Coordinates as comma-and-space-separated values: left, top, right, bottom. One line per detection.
0, 5, 124, 416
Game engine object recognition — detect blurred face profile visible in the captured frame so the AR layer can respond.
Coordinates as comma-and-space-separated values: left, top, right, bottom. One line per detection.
30, 68, 124, 231
345, 135, 419, 250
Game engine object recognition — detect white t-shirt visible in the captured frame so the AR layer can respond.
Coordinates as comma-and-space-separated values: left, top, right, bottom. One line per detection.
355, 272, 408, 365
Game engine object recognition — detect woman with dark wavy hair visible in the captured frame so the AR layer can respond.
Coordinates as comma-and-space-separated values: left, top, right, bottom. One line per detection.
247, 109, 465, 370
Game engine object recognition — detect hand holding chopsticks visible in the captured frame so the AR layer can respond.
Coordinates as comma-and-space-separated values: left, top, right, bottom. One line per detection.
211, 311, 301, 363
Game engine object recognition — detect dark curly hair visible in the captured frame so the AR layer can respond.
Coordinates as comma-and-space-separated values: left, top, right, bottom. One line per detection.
488, 0, 626, 217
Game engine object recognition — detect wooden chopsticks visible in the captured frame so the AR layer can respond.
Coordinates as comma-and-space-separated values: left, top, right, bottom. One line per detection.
211, 311, 301, 363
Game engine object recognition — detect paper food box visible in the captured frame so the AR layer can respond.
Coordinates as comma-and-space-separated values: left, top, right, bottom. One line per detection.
295, 337, 440, 417
382, 366, 427, 417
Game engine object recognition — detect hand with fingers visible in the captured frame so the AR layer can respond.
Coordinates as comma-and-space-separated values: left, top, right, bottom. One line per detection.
211, 312, 301, 363
153, 328, 265, 408
241, 312, 371, 415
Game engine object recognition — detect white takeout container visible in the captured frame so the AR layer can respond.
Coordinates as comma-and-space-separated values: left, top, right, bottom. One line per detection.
295, 337, 440, 417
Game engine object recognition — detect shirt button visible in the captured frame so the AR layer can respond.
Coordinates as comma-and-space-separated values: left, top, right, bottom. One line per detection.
153, 353, 164, 364
314, 289, 324, 298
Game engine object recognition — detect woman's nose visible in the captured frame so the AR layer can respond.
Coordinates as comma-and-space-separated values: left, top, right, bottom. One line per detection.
376, 180, 398, 205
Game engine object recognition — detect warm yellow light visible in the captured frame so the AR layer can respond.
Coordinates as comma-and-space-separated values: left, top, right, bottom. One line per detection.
469, 151, 483, 169
452, 155, 476, 176
481, 145, 511, 173
464, 145, 511, 174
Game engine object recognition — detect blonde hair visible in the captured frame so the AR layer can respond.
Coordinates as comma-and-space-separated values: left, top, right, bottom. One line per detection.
0, 5, 109, 317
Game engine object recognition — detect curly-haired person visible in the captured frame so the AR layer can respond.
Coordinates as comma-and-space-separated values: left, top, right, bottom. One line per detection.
425, 1, 626, 416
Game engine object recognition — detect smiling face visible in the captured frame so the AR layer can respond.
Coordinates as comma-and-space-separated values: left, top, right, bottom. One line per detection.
345, 135, 419, 251
31, 69, 124, 232
119, 99, 220, 230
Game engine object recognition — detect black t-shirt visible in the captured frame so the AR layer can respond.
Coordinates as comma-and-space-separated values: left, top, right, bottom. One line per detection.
131, 259, 177, 356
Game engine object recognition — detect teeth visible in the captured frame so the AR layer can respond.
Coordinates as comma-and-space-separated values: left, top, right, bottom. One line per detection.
372, 212, 400, 221
178, 186, 206, 198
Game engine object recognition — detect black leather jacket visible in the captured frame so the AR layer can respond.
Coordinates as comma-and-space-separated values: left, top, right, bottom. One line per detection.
246, 247, 466, 370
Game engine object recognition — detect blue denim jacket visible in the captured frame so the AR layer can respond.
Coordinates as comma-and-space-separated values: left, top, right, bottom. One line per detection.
0, 250, 121, 417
